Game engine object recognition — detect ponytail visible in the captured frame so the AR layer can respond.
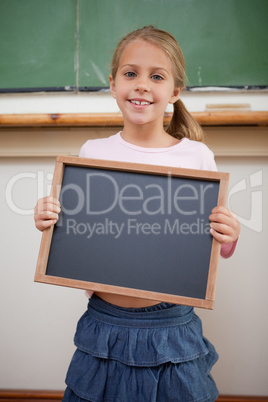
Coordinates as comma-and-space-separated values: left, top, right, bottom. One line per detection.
166, 99, 204, 142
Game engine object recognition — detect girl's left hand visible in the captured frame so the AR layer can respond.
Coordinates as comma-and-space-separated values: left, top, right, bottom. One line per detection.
209, 206, 240, 244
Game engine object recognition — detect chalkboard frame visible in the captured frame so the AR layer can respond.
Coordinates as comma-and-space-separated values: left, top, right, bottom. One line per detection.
35, 156, 229, 309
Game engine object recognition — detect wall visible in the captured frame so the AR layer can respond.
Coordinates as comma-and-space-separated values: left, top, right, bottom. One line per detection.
0, 91, 268, 395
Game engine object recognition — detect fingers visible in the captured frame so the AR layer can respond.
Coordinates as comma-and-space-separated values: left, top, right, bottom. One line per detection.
210, 205, 234, 218
209, 206, 240, 244
35, 196, 60, 215
34, 196, 61, 232
209, 224, 233, 244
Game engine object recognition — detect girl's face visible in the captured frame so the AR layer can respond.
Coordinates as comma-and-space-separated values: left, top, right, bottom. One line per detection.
110, 40, 181, 131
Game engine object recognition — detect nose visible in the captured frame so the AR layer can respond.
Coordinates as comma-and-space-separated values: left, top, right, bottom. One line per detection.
135, 76, 150, 92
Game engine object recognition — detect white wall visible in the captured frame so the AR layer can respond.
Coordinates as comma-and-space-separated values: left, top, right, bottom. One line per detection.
0, 92, 268, 395
198, 156, 268, 395
0, 90, 267, 114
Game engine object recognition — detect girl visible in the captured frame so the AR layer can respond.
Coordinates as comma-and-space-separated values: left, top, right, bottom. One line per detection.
35, 26, 240, 401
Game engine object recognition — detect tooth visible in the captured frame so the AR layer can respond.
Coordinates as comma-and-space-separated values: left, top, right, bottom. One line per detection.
131, 100, 150, 105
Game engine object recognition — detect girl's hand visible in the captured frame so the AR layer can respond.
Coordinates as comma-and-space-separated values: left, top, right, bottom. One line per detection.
34, 196, 61, 232
209, 206, 240, 244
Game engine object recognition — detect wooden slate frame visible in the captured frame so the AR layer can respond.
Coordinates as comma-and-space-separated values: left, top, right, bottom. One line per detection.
35, 156, 229, 309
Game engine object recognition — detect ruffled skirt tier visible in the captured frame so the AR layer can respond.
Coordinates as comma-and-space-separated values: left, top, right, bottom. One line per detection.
63, 295, 219, 402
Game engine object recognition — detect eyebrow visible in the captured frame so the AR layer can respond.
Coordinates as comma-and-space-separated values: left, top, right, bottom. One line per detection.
120, 64, 170, 74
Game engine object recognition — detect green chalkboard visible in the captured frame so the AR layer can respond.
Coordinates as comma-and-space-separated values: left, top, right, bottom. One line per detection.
0, 0, 77, 91
0, 0, 267, 92
78, 0, 268, 90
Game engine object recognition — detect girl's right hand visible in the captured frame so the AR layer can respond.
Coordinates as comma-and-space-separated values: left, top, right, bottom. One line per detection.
34, 196, 61, 232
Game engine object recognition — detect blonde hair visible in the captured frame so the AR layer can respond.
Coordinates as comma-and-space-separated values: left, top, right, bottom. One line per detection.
111, 26, 204, 142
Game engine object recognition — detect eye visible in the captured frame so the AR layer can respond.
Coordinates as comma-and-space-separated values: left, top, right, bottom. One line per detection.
125, 71, 136, 78
151, 74, 163, 81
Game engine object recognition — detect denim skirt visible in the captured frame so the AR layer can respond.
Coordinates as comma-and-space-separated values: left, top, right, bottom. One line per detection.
63, 294, 219, 402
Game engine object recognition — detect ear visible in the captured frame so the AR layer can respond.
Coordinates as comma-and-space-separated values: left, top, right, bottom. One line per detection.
169, 87, 183, 104
109, 74, 116, 99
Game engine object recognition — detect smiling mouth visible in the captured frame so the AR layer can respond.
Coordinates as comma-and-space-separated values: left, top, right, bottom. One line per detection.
129, 100, 152, 106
